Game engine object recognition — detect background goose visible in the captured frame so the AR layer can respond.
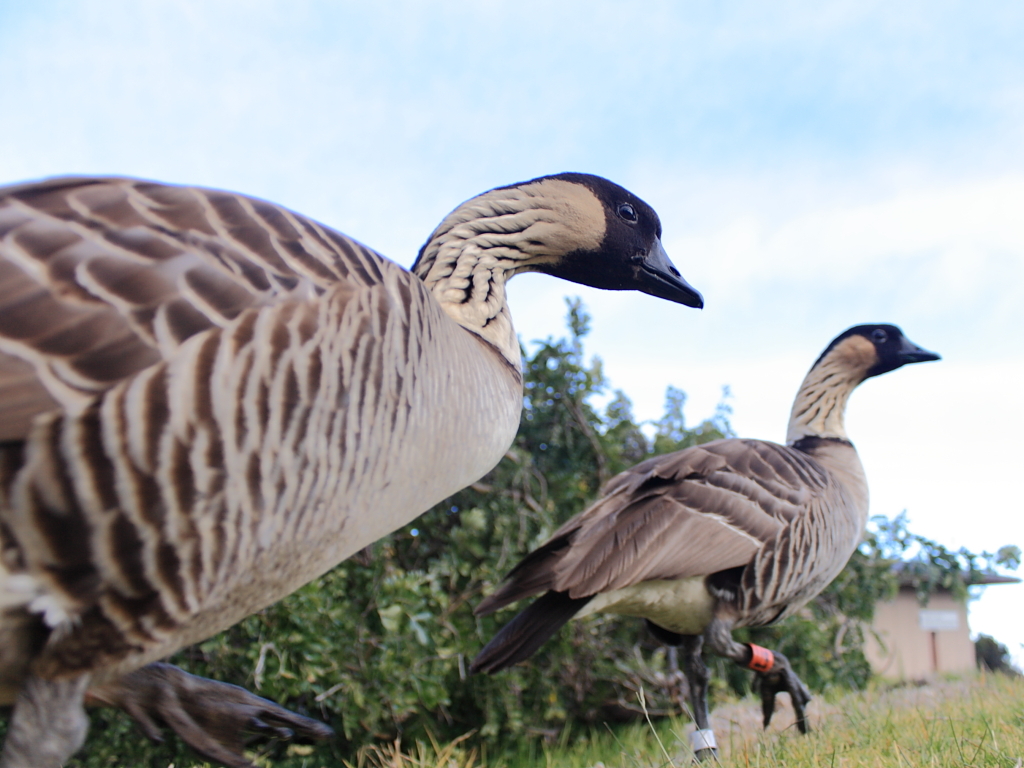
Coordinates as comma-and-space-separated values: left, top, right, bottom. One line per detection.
471, 324, 939, 759
0, 173, 702, 768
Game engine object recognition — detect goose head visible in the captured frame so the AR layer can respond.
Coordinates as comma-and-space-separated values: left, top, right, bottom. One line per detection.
520, 173, 703, 308
787, 324, 940, 445
411, 173, 703, 309
813, 324, 941, 381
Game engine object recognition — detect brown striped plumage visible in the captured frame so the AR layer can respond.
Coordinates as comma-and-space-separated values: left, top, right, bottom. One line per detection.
471, 324, 939, 758
0, 173, 702, 768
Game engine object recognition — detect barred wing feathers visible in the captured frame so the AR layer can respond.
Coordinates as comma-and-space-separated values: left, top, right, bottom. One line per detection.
0, 176, 386, 437
476, 439, 830, 615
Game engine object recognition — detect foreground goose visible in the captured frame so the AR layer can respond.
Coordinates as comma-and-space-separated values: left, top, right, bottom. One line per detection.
471, 324, 939, 759
0, 173, 702, 768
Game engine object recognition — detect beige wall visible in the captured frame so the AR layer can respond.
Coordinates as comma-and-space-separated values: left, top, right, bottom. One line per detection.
864, 588, 975, 681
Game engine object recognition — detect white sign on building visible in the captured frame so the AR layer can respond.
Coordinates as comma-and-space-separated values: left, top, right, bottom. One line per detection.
918, 609, 960, 632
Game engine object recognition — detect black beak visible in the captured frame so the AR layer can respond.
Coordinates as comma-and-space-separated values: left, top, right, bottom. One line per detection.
636, 239, 704, 308
898, 336, 941, 365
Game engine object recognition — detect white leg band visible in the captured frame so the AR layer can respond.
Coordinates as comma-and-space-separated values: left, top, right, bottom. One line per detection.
690, 728, 717, 751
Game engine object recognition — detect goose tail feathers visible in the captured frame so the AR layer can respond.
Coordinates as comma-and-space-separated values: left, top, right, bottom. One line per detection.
469, 591, 591, 675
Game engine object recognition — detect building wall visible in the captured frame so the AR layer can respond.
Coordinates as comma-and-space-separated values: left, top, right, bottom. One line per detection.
864, 588, 975, 680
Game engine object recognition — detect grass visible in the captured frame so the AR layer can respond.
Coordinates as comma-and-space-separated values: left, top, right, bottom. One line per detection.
335, 673, 1024, 768
340, 731, 480, 768
160, 672, 1024, 768
338, 718, 685, 768
715, 673, 1024, 768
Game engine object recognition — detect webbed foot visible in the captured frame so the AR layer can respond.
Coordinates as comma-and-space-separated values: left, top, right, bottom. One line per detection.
87, 662, 333, 768
754, 649, 811, 734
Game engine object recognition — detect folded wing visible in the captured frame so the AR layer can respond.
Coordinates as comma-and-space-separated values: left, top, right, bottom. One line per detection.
0, 176, 387, 439
476, 439, 830, 615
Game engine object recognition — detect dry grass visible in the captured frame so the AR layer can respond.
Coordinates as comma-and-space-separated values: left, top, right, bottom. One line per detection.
339, 731, 481, 768
368, 673, 1024, 768
182, 673, 1024, 768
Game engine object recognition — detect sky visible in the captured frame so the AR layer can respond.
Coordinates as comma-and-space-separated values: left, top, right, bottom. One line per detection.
2, 1, 1023, 661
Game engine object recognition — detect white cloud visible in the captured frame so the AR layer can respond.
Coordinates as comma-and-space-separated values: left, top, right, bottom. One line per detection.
670, 176, 1024, 300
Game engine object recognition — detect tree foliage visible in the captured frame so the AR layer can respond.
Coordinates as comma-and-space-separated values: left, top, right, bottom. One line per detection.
975, 634, 1021, 676
30, 299, 1016, 767
868, 512, 1020, 603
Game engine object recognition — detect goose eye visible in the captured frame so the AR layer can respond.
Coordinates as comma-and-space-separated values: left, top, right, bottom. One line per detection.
617, 203, 638, 222
871, 329, 888, 344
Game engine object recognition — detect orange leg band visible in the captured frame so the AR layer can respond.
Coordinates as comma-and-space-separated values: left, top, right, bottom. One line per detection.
748, 643, 774, 673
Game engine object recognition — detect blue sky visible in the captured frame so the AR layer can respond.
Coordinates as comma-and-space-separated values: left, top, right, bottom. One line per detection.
2, 1, 1023, 660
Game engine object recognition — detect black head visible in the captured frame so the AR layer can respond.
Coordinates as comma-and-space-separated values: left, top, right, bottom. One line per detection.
814, 324, 941, 379
523, 173, 703, 308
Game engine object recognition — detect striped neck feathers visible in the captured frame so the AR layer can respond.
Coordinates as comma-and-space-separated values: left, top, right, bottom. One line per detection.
411, 179, 605, 369
786, 334, 879, 445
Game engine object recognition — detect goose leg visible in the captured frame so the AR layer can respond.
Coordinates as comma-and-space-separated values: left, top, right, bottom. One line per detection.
678, 634, 719, 761
0, 673, 90, 768
663, 646, 692, 712
704, 617, 812, 734
86, 662, 334, 768
647, 622, 717, 761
